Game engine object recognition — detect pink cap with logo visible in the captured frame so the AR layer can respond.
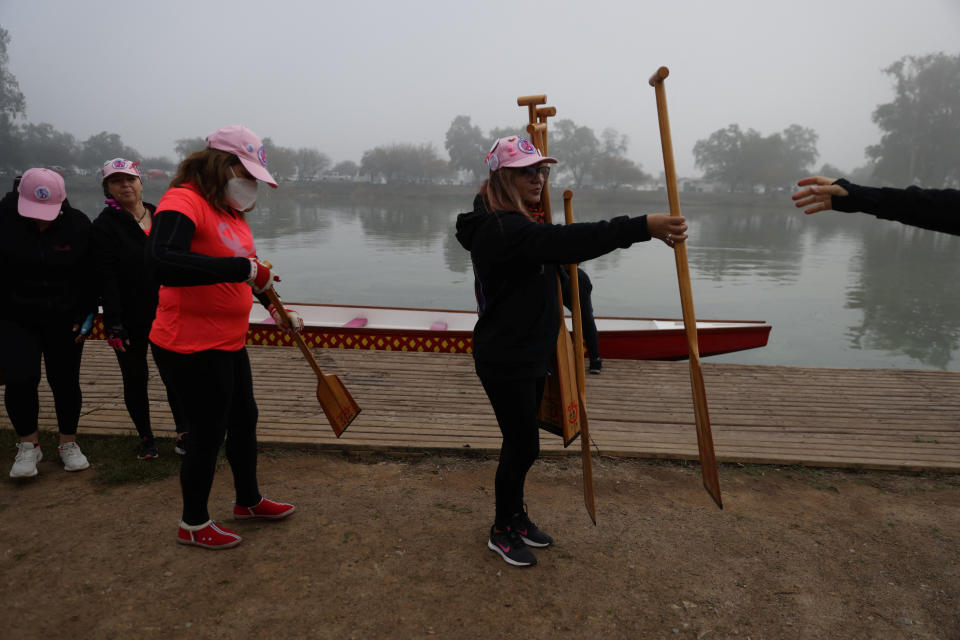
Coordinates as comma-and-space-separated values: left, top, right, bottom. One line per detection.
484, 136, 557, 172
205, 125, 278, 188
101, 158, 142, 181
18, 168, 66, 221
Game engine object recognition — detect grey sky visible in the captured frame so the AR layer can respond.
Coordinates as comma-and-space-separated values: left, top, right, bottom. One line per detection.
2, 0, 959, 178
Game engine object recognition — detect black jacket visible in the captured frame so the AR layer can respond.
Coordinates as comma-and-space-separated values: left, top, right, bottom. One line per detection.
455, 195, 650, 378
833, 179, 960, 236
91, 203, 159, 333
0, 188, 96, 327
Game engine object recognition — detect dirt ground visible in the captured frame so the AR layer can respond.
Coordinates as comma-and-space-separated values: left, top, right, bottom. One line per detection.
1, 448, 958, 640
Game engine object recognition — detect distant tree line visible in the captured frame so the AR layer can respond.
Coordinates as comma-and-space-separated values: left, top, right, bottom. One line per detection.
2, 27, 958, 190
443, 115, 651, 189
694, 52, 960, 192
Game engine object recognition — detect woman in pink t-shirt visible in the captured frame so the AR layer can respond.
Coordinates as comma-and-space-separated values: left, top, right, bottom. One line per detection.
147, 125, 303, 550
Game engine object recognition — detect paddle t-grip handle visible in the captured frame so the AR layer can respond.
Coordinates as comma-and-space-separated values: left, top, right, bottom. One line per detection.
649, 66, 669, 86
518, 94, 547, 126
517, 94, 546, 107
536, 106, 556, 120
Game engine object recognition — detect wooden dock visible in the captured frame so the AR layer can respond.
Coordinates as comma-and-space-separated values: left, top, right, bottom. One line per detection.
5, 342, 960, 472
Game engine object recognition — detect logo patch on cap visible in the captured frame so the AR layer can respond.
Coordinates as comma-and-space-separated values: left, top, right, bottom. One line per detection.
257, 146, 268, 166
246, 144, 255, 152
517, 138, 536, 154
112, 159, 126, 169
34, 186, 51, 201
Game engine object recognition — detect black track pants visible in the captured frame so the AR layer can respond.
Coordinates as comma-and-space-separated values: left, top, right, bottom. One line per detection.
151, 344, 261, 525
479, 375, 545, 528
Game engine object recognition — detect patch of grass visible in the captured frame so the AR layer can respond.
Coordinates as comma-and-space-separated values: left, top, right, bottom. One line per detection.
83, 434, 186, 486
731, 463, 768, 477
811, 482, 839, 492
0, 428, 207, 487
434, 502, 472, 514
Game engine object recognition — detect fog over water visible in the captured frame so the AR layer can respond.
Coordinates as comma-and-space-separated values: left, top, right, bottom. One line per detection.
2, 0, 959, 176
66, 181, 955, 372
5, 2, 959, 371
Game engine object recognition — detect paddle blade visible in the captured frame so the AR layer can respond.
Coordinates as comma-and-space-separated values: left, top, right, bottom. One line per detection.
578, 391, 597, 524
536, 328, 583, 447
688, 359, 722, 508
317, 372, 361, 437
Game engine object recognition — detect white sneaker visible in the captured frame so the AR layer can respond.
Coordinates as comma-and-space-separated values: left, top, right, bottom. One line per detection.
10, 442, 43, 478
58, 442, 90, 472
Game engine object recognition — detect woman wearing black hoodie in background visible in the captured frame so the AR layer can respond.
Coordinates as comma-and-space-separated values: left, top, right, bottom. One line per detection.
91, 158, 189, 460
455, 135, 688, 567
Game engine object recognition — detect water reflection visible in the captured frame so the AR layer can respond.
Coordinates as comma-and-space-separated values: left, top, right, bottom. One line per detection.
69, 184, 959, 370
845, 223, 960, 369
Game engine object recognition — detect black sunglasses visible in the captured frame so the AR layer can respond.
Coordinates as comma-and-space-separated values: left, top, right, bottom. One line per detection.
518, 165, 550, 179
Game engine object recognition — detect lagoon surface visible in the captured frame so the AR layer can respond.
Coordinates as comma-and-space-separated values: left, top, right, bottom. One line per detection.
73, 184, 960, 372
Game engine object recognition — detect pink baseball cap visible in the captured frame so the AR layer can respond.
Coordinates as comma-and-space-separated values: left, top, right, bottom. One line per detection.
18, 168, 66, 221
100, 158, 142, 181
484, 136, 557, 172
205, 125, 278, 188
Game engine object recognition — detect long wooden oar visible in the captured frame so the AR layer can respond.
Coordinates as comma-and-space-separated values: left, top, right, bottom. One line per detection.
262, 286, 361, 437
563, 189, 597, 523
649, 66, 723, 509
525, 114, 582, 447
520, 97, 595, 522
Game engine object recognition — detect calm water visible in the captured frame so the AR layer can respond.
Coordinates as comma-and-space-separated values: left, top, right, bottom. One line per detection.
74, 186, 960, 371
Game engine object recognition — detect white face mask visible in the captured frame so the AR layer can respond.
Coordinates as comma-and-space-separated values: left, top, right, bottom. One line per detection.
225, 168, 258, 211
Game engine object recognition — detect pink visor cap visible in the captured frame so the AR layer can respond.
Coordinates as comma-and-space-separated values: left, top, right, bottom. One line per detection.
101, 158, 141, 181
18, 168, 66, 221
206, 125, 278, 188
484, 136, 557, 172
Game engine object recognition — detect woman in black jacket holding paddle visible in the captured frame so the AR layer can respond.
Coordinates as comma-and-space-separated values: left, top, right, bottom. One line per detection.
91, 158, 189, 460
455, 135, 687, 567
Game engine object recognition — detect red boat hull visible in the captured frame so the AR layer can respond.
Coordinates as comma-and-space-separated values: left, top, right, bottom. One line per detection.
84, 310, 771, 361
246, 321, 771, 361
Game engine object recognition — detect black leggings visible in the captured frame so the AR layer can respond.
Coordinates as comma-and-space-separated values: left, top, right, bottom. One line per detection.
479, 375, 545, 528
0, 319, 83, 437
151, 344, 261, 525
113, 329, 189, 439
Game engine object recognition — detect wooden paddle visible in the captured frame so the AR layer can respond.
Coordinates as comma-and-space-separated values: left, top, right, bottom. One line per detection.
521, 100, 596, 522
517, 94, 547, 128
261, 284, 360, 437
563, 189, 597, 523
649, 66, 723, 509
524, 114, 582, 447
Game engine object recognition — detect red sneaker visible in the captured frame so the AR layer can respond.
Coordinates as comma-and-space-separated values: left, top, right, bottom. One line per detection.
233, 497, 296, 520
177, 520, 242, 549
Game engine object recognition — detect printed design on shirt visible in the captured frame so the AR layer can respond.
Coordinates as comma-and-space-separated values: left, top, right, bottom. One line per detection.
217, 221, 253, 257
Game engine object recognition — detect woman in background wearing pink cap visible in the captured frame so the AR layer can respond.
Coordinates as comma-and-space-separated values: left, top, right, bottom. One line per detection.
146, 125, 303, 550
0, 168, 97, 478
91, 158, 190, 461
455, 136, 688, 567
